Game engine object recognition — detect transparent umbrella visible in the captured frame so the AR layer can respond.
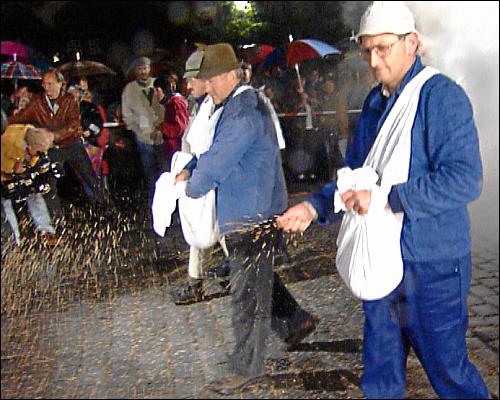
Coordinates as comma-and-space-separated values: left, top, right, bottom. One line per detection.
58, 59, 116, 80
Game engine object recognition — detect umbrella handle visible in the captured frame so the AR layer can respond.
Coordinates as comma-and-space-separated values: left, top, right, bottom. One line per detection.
294, 63, 304, 93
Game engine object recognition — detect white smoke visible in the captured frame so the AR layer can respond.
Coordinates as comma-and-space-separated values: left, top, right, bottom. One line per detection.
406, 1, 499, 253
344, 2, 499, 253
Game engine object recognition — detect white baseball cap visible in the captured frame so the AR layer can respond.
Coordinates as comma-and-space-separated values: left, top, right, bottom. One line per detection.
356, 1, 417, 40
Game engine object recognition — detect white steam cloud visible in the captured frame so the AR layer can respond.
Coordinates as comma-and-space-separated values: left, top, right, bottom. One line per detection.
407, 1, 499, 253
344, 1, 499, 253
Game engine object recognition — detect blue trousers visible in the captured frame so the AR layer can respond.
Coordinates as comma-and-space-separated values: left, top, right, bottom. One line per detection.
2, 195, 55, 245
360, 253, 489, 399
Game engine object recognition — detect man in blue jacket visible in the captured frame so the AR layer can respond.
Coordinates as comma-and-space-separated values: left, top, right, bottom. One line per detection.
176, 43, 318, 394
277, 2, 489, 399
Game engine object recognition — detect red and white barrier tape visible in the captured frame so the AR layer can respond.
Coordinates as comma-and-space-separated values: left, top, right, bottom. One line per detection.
276, 109, 361, 118
102, 110, 361, 127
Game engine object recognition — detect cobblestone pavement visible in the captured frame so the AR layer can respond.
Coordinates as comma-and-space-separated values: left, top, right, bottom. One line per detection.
1, 191, 498, 399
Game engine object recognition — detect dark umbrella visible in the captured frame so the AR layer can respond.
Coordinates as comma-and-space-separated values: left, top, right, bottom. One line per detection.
58, 60, 116, 79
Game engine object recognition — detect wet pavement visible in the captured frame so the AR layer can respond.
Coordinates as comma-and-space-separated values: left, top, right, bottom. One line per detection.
1, 186, 498, 399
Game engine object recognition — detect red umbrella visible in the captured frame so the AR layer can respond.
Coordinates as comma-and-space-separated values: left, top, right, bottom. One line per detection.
286, 39, 341, 65
261, 38, 341, 91
242, 44, 274, 65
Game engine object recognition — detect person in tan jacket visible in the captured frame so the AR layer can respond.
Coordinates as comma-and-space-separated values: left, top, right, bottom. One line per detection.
8, 68, 103, 218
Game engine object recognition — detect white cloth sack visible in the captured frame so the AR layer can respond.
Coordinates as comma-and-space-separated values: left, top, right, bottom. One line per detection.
151, 153, 190, 237
335, 67, 439, 300
153, 85, 285, 249
174, 152, 220, 249
178, 85, 255, 249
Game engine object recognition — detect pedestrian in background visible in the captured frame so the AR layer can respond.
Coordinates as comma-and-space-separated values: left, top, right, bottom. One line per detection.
8, 68, 103, 219
277, 2, 489, 398
121, 56, 164, 203
1, 124, 58, 245
153, 76, 189, 170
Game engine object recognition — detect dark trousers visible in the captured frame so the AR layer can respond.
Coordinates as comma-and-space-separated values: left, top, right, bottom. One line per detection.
225, 229, 312, 378
47, 139, 103, 217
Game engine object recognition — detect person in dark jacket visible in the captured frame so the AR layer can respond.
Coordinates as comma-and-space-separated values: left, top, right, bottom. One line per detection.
8, 68, 103, 218
277, 3, 488, 399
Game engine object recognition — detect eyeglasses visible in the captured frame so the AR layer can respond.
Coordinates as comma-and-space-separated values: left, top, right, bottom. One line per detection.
359, 35, 406, 60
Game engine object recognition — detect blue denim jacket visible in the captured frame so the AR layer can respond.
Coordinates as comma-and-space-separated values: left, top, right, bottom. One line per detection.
308, 56, 482, 262
185, 87, 287, 235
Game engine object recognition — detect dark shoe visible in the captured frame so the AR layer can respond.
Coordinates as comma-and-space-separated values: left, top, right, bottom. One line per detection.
285, 315, 319, 350
206, 259, 231, 279
207, 374, 267, 395
170, 280, 204, 305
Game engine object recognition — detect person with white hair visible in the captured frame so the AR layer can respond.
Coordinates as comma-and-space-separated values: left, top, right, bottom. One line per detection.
277, 2, 488, 398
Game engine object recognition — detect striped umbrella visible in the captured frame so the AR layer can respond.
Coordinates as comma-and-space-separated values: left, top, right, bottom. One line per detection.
2, 60, 42, 93
1, 60, 42, 93
1, 60, 42, 80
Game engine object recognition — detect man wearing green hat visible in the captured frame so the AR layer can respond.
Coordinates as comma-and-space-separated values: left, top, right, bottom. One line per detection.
175, 43, 317, 393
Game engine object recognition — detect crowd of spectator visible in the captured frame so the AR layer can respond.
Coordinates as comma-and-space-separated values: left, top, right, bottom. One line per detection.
1, 49, 374, 245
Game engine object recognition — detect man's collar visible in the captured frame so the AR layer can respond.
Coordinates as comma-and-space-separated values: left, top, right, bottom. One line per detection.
45, 93, 59, 102
213, 82, 242, 112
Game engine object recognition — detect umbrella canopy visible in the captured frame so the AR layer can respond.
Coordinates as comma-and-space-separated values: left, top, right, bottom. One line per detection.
242, 44, 275, 65
257, 46, 287, 75
1, 60, 42, 80
1, 41, 28, 61
286, 39, 341, 65
58, 60, 116, 79
2, 60, 42, 94
259, 39, 341, 74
